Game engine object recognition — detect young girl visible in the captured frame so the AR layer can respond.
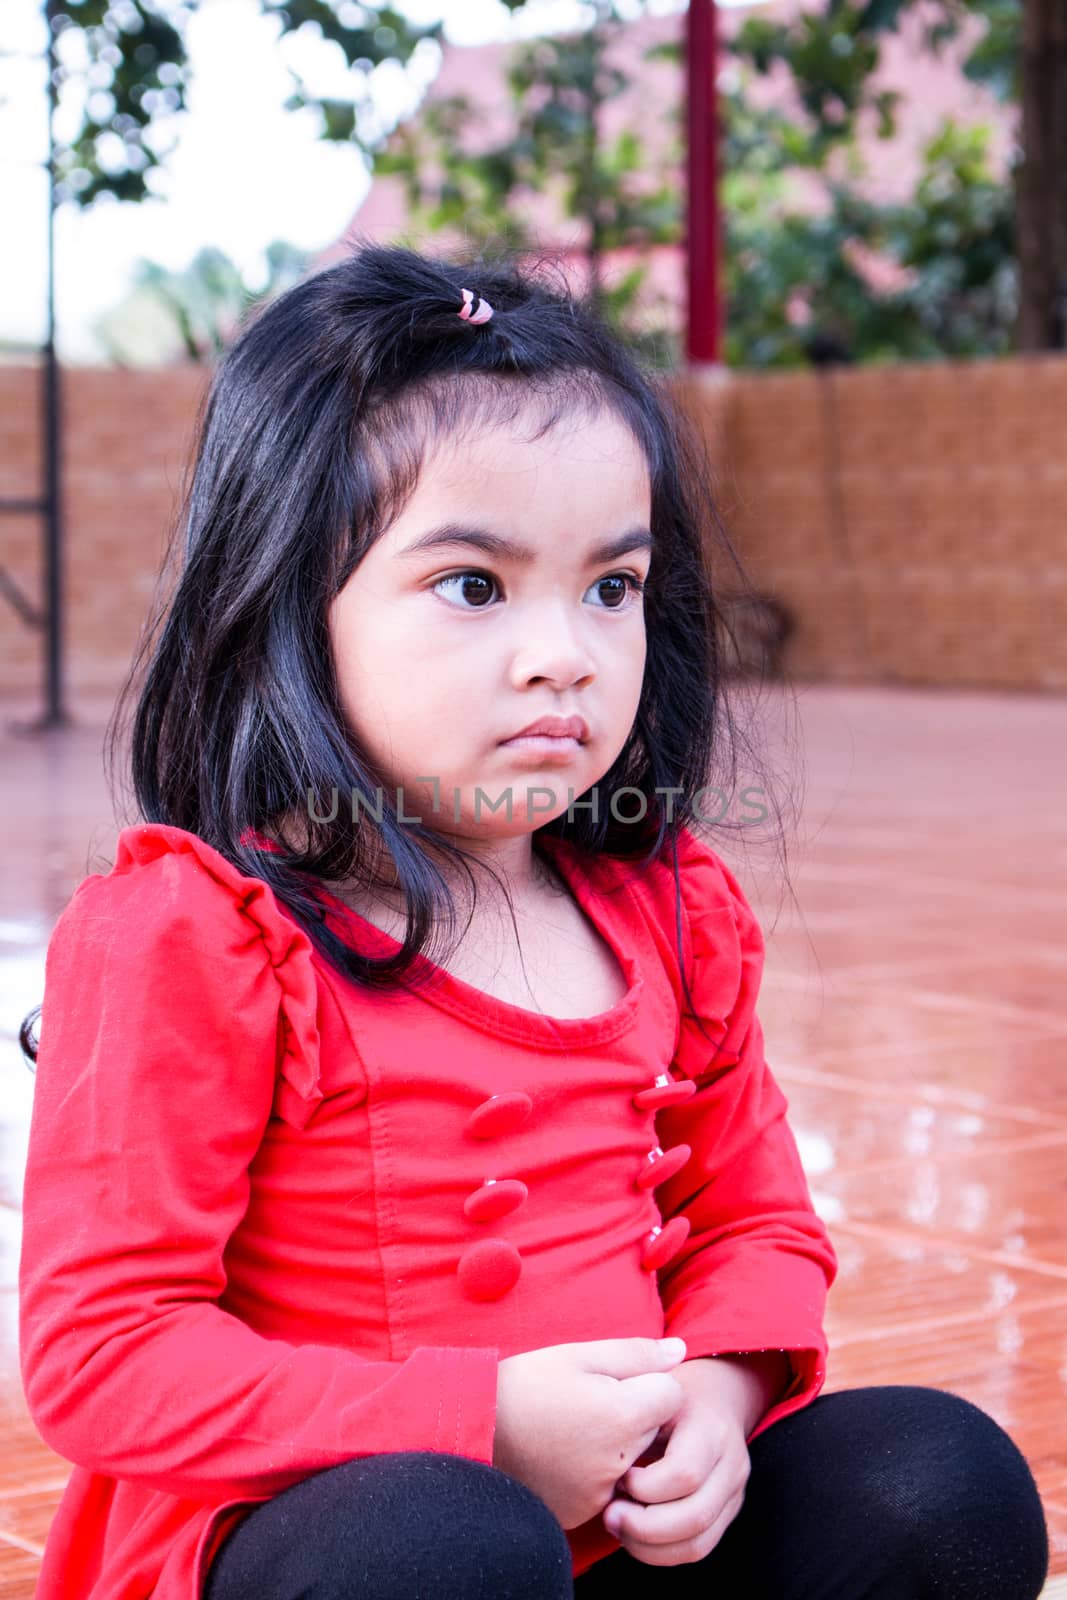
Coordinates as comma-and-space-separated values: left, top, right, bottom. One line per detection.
19, 244, 1048, 1600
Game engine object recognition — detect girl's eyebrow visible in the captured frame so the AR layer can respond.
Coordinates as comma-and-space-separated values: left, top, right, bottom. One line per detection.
396, 522, 653, 566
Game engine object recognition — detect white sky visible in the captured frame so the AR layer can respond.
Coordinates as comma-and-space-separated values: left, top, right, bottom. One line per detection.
1, 0, 708, 361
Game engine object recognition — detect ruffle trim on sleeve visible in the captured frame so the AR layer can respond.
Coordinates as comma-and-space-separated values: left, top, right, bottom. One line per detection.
111, 823, 324, 1129
669, 826, 766, 1088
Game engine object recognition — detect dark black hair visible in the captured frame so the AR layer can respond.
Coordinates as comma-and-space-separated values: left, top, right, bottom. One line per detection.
20, 237, 794, 1066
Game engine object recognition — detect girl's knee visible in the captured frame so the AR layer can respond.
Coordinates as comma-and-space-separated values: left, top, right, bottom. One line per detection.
207, 1451, 573, 1600
849, 1387, 1049, 1598
389, 1453, 573, 1598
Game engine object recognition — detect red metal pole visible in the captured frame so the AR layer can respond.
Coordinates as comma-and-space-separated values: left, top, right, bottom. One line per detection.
685, 0, 721, 367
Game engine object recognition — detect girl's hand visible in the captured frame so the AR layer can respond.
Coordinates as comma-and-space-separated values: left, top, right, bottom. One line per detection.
492, 1337, 688, 1531
600, 1357, 760, 1567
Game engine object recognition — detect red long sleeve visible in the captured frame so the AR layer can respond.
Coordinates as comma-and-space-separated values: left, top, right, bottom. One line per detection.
650, 829, 839, 1442
18, 833, 499, 1507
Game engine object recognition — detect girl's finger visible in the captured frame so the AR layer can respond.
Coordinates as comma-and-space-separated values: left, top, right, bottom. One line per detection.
609, 1482, 746, 1568
609, 1450, 746, 1545
630, 1421, 672, 1470
623, 1420, 724, 1503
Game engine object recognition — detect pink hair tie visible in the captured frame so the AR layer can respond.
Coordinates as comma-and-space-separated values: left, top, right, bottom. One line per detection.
458, 287, 494, 325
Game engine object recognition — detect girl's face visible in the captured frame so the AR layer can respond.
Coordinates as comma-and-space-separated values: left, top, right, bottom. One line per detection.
327, 404, 652, 848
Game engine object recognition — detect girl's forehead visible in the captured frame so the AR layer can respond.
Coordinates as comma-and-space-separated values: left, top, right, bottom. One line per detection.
355, 388, 654, 563
412, 407, 650, 493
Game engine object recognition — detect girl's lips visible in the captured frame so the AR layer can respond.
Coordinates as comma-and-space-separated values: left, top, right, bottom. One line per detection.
503, 714, 589, 742
499, 734, 584, 756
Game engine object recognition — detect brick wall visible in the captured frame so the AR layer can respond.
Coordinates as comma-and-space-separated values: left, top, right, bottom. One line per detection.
673, 355, 1067, 692
0, 365, 207, 704
2, 354, 1065, 705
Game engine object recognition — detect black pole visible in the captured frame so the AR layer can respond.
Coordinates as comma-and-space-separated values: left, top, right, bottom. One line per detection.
2, 1, 72, 733
39, 0, 70, 728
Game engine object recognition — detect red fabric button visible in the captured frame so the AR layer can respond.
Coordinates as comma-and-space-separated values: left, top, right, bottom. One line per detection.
641, 1216, 691, 1272
465, 1092, 534, 1140
634, 1143, 692, 1191
632, 1075, 697, 1112
463, 1178, 529, 1223
457, 1239, 523, 1301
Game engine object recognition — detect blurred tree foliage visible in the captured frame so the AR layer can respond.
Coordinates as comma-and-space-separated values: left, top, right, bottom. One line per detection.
723, 0, 1060, 352
722, 108, 1014, 364
92, 241, 312, 362
375, 0, 1017, 365
45, 0, 443, 207
374, 0, 684, 367
55, 0, 1031, 364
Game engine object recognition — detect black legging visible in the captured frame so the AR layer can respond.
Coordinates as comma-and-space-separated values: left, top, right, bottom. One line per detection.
202, 1385, 1050, 1599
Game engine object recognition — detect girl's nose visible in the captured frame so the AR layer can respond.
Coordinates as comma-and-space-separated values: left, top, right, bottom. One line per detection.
509, 602, 596, 688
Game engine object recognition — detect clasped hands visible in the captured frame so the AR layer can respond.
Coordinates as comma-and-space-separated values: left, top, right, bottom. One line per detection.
600, 1352, 788, 1568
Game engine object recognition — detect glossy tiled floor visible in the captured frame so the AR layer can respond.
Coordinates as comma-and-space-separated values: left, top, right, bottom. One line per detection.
1, 683, 1065, 1596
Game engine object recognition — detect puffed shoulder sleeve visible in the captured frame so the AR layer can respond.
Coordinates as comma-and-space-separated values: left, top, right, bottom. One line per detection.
18, 824, 499, 1505
649, 826, 838, 1443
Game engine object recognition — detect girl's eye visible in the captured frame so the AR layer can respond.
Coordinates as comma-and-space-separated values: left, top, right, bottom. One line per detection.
591, 574, 645, 609
433, 571, 497, 608
432, 571, 646, 611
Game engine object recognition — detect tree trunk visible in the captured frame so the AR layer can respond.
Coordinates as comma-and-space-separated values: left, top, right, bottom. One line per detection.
1016, 0, 1067, 349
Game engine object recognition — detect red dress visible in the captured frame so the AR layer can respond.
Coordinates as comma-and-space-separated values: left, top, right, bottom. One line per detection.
19, 821, 837, 1598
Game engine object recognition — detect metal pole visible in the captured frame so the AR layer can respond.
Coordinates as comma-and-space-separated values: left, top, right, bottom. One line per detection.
2, 1, 72, 732
685, 0, 724, 372
39, 0, 70, 727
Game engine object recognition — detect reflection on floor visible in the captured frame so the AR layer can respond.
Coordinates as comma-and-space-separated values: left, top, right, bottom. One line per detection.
1, 684, 1065, 1594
